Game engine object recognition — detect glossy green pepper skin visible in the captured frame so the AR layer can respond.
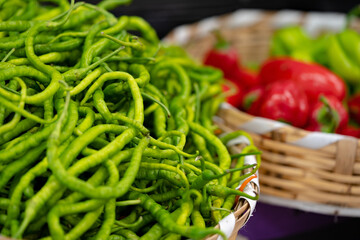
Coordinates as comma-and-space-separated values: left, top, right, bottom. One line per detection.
327, 29, 360, 84
270, 26, 313, 62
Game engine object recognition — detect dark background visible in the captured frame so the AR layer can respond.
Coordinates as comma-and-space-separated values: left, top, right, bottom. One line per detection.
104, 0, 360, 38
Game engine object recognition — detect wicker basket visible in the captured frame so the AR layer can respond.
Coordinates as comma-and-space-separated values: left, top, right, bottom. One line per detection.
165, 10, 360, 217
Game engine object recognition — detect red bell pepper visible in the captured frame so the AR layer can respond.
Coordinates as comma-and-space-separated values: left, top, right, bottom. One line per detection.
229, 67, 259, 90
258, 81, 309, 128
222, 82, 243, 108
336, 124, 360, 138
258, 58, 347, 104
203, 31, 240, 79
347, 94, 360, 125
258, 58, 298, 83
241, 85, 265, 116
305, 95, 349, 133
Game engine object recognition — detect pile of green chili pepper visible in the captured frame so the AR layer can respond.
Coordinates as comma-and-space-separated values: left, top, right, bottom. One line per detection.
0, 0, 260, 239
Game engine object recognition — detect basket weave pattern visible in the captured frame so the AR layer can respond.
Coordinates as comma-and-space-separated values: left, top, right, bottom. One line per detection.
217, 106, 360, 208
166, 10, 360, 212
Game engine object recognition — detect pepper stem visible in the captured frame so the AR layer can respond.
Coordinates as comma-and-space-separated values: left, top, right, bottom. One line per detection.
319, 95, 339, 133
213, 30, 229, 50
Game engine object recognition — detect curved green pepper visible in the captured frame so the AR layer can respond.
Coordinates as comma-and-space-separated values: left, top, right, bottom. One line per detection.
270, 25, 312, 61
327, 30, 360, 84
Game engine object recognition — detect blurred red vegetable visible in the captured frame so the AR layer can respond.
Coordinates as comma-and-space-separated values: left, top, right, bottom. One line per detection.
348, 94, 360, 125
258, 81, 309, 128
336, 124, 360, 138
203, 31, 240, 79
222, 82, 243, 108
305, 95, 349, 133
258, 58, 298, 83
229, 67, 259, 90
258, 58, 347, 104
241, 85, 264, 116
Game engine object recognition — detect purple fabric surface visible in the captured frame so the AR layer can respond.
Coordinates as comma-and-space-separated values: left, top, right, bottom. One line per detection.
238, 202, 344, 240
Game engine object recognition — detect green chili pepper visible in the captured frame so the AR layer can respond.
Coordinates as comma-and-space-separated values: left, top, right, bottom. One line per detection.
128, 192, 228, 240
